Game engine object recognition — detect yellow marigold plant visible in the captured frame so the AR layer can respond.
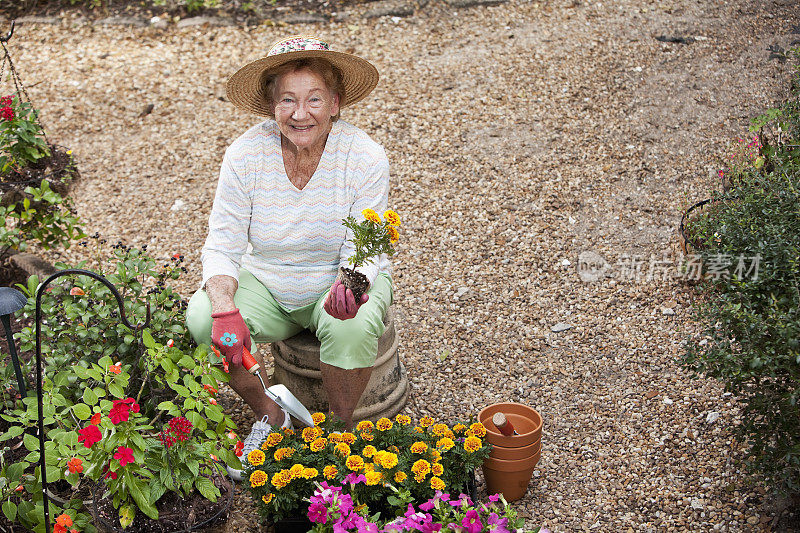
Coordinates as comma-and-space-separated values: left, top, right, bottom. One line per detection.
243, 414, 491, 522
341, 208, 400, 269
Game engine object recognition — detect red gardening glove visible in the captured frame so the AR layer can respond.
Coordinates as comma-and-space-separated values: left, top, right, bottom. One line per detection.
211, 309, 251, 366
324, 280, 369, 320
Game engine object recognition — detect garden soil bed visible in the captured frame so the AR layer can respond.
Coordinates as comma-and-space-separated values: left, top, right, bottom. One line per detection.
2, 0, 800, 531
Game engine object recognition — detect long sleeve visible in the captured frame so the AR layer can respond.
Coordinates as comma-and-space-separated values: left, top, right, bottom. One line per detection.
200, 149, 253, 286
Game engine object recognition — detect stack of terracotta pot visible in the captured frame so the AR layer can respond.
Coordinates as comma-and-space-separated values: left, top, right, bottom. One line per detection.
478, 402, 543, 502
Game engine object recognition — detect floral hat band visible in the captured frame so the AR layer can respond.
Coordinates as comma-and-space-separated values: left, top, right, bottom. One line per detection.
226, 35, 379, 117
267, 36, 330, 56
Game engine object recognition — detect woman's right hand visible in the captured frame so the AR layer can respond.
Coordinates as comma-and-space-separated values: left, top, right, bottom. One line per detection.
210, 308, 252, 366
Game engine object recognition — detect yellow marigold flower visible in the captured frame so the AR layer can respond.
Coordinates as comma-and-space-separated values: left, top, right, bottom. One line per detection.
341, 432, 356, 445
360, 431, 374, 441
262, 432, 284, 448
394, 414, 411, 425
365, 471, 383, 485
250, 470, 267, 487
431, 423, 449, 437
346, 455, 365, 471
453, 423, 467, 434
310, 437, 328, 452
414, 474, 426, 483
394, 471, 407, 483
410, 441, 428, 454
376, 451, 398, 469
302, 467, 319, 479
363, 462, 375, 473
431, 449, 442, 462
270, 471, 287, 489
247, 449, 266, 467
289, 463, 305, 478
444, 429, 455, 440
469, 422, 487, 438
328, 432, 343, 443
362, 445, 378, 458
282, 428, 295, 436
356, 420, 374, 432
311, 412, 326, 426
376, 417, 393, 431
323, 465, 338, 479
430, 476, 445, 490
274, 447, 295, 461
334, 443, 351, 457
262, 493, 274, 505
464, 436, 482, 453
362, 209, 381, 224
387, 226, 399, 244
302, 427, 320, 443
432, 463, 444, 476
414, 427, 423, 433
383, 210, 401, 227
436, 437, 455, 451
411, 459, 431, 476
420, 416, 434, 428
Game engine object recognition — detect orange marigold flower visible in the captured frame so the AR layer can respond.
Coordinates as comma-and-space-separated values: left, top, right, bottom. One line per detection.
262, 432, 284, 449
302, 427, 319, 443
410, 441, 428, 454
383, 209, 401, 227
311, 412, 326, 426
271, 471, 289, 489
356, 420, 374, 432
376, 417, 393, 431
310, 437, 327, 452
362, 209, 381, 224
420, 416, 434, 428
341, 432, 356, 444
432, 463, 444, 476
334, 443, 351, 457
262, 493, 274, 505
345, 455, 365, 471
375, 451, 398, 469
394, 414, 411, 425
67, 457, 83, 474
360, 431, 374, 441
274, 447, 295, 461
430, 449, 442, 462
464, 436, 482, 453
430, 476, 445, 490
394, 471, 408, 483
387, 226, 399, 243
289, 463, 305, 478
363, 462, 375, 473
328, 432, 343, 443
301, 467, 318, 479
247, 449, 266, 467
453, 423, 467, 433
469, 422, 487, 438
414, 427, 423, 433
323, 465, 338, 479
411, 459, 431, 476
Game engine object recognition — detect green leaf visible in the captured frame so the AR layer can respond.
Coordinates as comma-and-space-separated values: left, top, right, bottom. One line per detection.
108, 382, 125, 399
126, 475, 159, 520
83, 387, 98, 406
2, 501, 17, 522
194, 476, 219, 502
23, 432, 39, 452
157, 401, 176, 411
72, 403, 92, 420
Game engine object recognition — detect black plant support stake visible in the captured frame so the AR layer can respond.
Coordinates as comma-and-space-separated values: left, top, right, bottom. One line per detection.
35, 269, 150, 533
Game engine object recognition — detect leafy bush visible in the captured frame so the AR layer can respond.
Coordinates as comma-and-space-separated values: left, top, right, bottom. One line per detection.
0, 240, 240, 531
683, 47, 800, 494
0, 94, 49, 175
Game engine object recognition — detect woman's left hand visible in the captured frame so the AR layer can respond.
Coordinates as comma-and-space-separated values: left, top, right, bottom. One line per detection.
324, 280, 369, 320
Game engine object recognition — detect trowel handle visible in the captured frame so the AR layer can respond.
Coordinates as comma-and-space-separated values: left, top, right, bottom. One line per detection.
241, 346, 261, 374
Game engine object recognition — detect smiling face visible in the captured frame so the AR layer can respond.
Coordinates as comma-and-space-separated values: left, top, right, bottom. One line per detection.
272, 68, 340, 153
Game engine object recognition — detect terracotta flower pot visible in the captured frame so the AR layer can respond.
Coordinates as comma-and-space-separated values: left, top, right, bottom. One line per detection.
482, 447, 541, 502
489, 438, 541, 461
478, 402, 543, 448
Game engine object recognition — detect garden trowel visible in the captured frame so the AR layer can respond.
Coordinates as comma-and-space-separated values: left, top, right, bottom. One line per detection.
241, 346, 315, 427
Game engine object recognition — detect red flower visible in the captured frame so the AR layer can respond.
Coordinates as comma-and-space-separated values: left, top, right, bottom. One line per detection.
77, 425, 102, 448
56, 513, 73, 528
108, 362, 121, 374
167, 339, 174, 347
203, 384, 217, 395
160, 429, 176, 448
69, 287, 85, 296
104, 469, 117, 480
67, 457, 83, 474
234, 439, 244, 457
90, 412, 102, 425
108, 398, 140, 424
0, 106, 14, 121
53, 525, 66, 533
168, 416, 193, 441
209, 398, 217, 405
114, 446, 135, 467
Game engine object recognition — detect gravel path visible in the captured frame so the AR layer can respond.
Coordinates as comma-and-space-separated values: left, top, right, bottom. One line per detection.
4, 0, 800, 530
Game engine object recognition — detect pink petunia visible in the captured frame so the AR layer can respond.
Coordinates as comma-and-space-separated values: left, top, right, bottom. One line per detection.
77, 425, 102, 448
307, 502, 328, 524
114, 446, 135, 467
461, 510, 482, 533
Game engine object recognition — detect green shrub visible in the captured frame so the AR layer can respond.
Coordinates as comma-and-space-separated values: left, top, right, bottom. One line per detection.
683, 48, 800, 494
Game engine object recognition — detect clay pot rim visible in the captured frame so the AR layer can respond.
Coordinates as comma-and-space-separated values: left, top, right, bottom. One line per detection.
483, 448, 541, 472
489, 439, 541, 460
479, 402, 543, 447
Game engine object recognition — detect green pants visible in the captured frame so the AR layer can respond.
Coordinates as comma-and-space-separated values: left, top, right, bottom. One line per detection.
186, 269, 393, 370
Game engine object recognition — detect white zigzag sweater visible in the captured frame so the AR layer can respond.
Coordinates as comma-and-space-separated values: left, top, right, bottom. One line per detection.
201, 119, 391, 310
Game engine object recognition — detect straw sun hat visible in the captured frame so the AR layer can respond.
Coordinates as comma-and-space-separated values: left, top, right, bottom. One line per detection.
226, 35, 379, 117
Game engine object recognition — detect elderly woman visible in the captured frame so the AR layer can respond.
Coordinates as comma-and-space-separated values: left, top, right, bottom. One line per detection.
186, 35, 393, 478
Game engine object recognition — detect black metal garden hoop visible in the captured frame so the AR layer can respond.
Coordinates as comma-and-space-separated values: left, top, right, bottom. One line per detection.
35, 269, 150, 533
678, 198, 715, 254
